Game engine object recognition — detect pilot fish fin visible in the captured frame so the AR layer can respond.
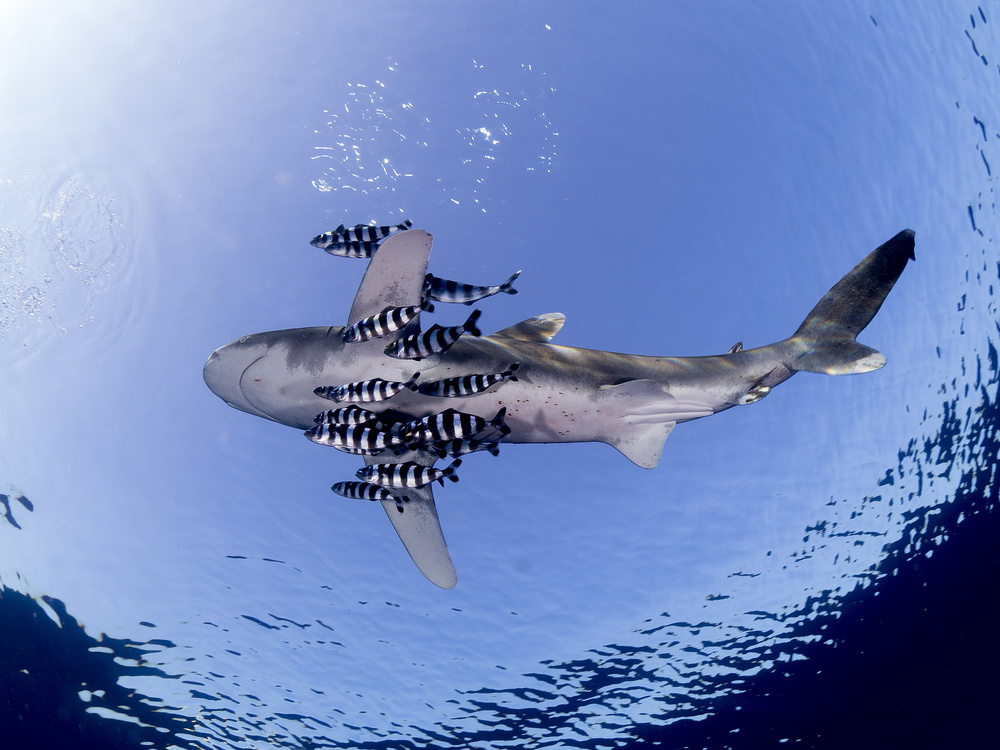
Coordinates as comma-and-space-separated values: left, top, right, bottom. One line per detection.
348, 230, 433, 326
596, 380, 714, 468
365, 449, 457, 588
492, 313, 566, 343
787, 229, 914, 375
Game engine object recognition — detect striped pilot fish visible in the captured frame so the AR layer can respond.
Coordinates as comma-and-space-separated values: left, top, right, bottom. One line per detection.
304, 423, 408, 455
383, 309, 482, 361
330, 481, 410, 513
317, 239, 381, 259
313, 405, 380, 425
311, 219, 413, 249
312, 405, 409, 436
314, 373, 420, 403
430, 437, 501, 459
418, 363, 519, 398
356, 458, 463, 489
341, 304, 427, 344
405, 406, 510, 444
423, 269, 520, 306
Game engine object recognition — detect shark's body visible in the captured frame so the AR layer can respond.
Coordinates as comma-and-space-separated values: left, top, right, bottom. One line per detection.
204, 228, 914, 587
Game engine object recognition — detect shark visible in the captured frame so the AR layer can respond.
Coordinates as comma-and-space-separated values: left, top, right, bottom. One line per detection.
203, 227, 914, 588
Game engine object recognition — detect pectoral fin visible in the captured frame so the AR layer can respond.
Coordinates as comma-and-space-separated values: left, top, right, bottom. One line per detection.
365, 449, 457, 589
349, 230, 433, 326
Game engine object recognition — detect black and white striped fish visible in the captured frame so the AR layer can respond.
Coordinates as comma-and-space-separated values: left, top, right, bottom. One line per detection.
312, 406, 410, 436
356, 458, 462, 489
430, 438, 501, 459
313, 405, 381, 425
405, 407, 509, 443
314, 373, 420, 403
383, 309, 482, 361
331, 481, 411, 513
341, 304, 428, 344
311, 219, 413, 249
304, 423, 408, 455
423, 270, 520, 306
419, 363, 519, 397
317, 239, 381, 259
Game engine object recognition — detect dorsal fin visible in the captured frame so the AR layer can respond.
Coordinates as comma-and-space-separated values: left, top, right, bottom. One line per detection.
492, 313, 566, 343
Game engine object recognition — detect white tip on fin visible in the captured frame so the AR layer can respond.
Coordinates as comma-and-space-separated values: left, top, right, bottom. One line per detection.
365, 450, 457, 588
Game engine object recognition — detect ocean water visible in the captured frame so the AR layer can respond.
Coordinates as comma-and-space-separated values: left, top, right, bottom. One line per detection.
1, 2, 997, 748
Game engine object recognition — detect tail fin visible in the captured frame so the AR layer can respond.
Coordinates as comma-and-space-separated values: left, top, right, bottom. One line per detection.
788, 229, 914, 375
437, 458, 462, 485
463, 309, 483, 337
503, 363, 520, 382
500, 270, 521, 295
490, 406, 511, 436
400, 219, 413, 230
404, 372, 421, 391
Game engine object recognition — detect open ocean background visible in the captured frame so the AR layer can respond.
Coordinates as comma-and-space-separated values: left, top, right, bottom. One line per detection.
1, 2, 998, 748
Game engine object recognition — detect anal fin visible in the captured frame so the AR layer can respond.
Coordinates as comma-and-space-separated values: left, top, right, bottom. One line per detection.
597, 379, 713, 469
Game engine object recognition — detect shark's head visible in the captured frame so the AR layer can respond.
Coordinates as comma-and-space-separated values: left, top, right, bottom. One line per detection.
203, 325, 425, 430
204, 328, 361, 428
203, 332, 280, 421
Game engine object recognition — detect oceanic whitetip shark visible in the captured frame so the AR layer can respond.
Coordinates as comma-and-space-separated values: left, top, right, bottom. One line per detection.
203, 228, 914, 588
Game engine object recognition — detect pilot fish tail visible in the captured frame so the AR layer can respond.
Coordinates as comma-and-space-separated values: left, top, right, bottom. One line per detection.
383, 309, 482, 361
311, 219, 412, 249
423, 269, 521, 305
341, 305, 424, 343
314, 372, 420, 403
419, 363, 519, 397
431, 437, 502, 458
356, 458, 462, 489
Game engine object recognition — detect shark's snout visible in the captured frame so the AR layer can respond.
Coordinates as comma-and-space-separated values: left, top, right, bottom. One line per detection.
203, 340, 270, 419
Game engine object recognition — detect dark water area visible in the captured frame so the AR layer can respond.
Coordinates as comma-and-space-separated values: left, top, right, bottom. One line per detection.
0, 588, 201, 750
653, 402, 1000, 749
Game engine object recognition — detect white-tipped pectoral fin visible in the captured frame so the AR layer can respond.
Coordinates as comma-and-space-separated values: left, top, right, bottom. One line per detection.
365, 449, 457, 589
349, 230, 433, 325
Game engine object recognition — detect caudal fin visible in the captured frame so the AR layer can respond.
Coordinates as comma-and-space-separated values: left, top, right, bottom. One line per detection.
788, 229, 914, 375
500, 270, 521, 295
436, 458, 462, 486
463, 309, 483, 337
490, 406, 511, 436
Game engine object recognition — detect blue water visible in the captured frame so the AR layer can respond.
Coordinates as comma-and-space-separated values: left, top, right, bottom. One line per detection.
1, 2, 997, 748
